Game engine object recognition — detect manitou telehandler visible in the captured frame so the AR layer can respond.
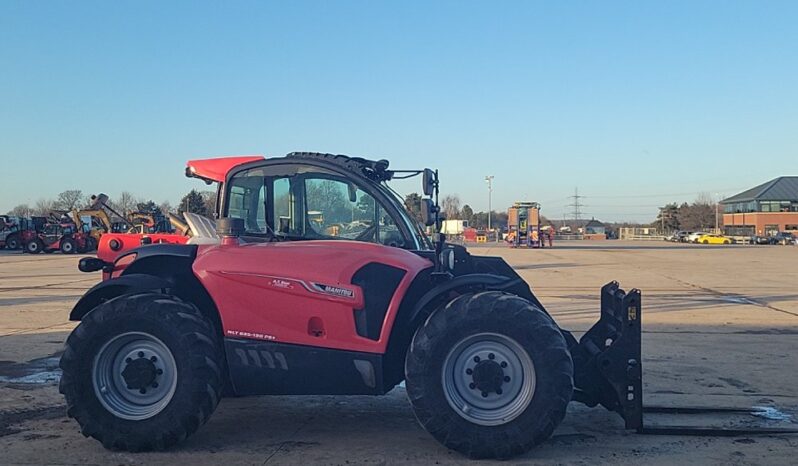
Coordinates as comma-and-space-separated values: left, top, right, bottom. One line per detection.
62, 152, 797, 459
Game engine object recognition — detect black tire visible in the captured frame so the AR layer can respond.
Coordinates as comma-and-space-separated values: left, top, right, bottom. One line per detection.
61, 237, 77, 254
6, 233, 20, 250
85, 236, 98, 252
405, 292, 573, 459
25, 239, 44, 254
59, 293, 224, 451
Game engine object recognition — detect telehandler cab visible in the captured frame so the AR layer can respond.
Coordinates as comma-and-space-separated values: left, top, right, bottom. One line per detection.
62, 152, 796, 458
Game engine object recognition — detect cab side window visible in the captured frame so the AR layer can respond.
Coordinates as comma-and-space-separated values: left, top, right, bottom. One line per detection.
226, 165, 408, 247
227, 170, 267, 234
303, 177, 405, 247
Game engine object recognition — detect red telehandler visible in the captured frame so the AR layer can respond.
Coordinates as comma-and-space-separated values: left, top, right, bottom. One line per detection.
62, 152, 797, 458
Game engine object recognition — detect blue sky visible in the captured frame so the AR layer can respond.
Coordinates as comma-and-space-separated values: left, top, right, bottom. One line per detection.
1, 1, 796, 221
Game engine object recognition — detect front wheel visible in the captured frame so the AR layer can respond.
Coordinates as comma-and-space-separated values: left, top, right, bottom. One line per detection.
405, 292, 573, 459
59, 293, 224, 451
61, 237, 77, 254
25, 239, 44, 254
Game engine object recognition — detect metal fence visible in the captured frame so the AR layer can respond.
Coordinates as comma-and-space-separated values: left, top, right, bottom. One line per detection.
619, 228, 664, 241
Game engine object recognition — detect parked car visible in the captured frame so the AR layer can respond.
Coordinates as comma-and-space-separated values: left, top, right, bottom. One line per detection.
696, 233, 734, 245
771, 232, 795, 245
750, 235, 772, 245
672, 231, 691, 242
687, 232, 708, 243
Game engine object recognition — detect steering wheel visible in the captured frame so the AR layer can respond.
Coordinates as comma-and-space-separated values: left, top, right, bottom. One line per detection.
354, 224, 378, 242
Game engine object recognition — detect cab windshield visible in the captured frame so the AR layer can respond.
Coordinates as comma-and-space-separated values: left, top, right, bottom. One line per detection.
225, 164, 424, 249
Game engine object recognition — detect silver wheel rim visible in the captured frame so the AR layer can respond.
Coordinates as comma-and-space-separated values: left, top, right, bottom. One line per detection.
92, 332, 178, 420
62, 242, 73, 253
28, 241, 38, 252
442, 332, 536, 426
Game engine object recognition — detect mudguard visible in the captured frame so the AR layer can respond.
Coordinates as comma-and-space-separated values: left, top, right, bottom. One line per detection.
69, 274, 173, 320
407, 273, 542, 326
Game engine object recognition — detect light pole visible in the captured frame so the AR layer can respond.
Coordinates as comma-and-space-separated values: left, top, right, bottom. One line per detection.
485, 175, 494, 234
715, 192, 721, 233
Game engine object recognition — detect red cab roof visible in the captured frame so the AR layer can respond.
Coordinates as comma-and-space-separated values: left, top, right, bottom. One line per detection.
185, 155, 265, 182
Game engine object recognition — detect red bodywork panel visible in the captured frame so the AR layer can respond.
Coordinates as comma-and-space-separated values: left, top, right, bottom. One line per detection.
98, 232, 189, 278
193, 240, 433, 354
186, 155, 264, 182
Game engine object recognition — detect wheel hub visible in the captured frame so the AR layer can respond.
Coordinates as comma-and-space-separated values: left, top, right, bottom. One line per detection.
121, 356, 158, 390
93, 332, 177, 420
442, 333, 536, 426
471, 359, 505, 394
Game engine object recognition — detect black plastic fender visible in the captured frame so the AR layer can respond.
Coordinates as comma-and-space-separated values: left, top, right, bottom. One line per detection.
69, 274, 173, 321
407, 273, 544, 326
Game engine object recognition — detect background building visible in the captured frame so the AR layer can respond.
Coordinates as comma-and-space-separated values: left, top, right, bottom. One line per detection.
721, 177, 798, 236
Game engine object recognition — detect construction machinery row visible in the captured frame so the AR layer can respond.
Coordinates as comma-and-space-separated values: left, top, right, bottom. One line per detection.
0, 196, 184, 255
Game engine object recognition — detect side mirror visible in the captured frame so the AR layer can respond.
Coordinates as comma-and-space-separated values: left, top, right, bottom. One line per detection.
347, 183, 358, 203
421, 198, 437, 227
422, 169, 436, 197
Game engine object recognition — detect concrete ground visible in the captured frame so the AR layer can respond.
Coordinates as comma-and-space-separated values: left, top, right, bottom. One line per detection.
1, 241, 796, 465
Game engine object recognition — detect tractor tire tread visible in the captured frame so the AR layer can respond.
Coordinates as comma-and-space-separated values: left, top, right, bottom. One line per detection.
405, 291, 573, 459
59, 292, 223, 452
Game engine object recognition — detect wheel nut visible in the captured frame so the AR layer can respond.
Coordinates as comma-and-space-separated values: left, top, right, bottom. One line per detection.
469, 383, 476, 389
152, 382, 159, 388
125, 358, 132, 363
500, 361, 507, 368
496, 388, 503, 395
139, 388, 146, 394
504, 376, 511, 382
150, 356, 157, 362
473, 356, 480, 363
156, 369, 163, 375
481, 392, 488, 398
138, 351, 144, 358
488, 353, 495, 360
466, 368, 473, 375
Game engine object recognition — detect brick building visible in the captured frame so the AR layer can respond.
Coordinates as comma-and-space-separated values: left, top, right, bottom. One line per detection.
721, 176, 798, 236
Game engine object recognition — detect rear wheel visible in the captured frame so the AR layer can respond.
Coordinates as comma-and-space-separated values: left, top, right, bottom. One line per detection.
405, 292, 573, 459
61, 238, 77, 254
59, 293, 224, 451
25, 239, 43, 254
6, 233, 19, 250
702, 240, 709, 244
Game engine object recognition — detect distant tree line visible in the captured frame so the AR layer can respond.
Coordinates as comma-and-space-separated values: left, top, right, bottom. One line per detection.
9, 188, 701, 233
653, 194, 719, 232
5, 189, 216, 220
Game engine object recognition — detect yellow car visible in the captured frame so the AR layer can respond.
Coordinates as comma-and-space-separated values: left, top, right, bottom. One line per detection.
696, 233, 733, 245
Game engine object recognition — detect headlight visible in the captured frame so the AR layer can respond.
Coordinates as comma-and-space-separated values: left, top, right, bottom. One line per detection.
440, 248, 456, 271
